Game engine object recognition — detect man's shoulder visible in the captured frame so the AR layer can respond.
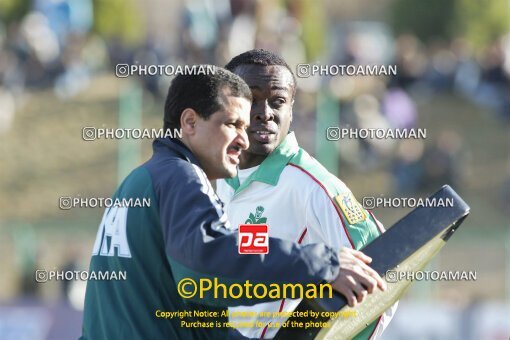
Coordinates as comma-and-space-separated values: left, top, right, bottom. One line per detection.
285, 147, 349, 195
143, 150, 203, 186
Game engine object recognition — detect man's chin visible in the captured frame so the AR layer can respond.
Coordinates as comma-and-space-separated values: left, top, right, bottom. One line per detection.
203, 165, 236, 180
222, 165, 238, 178
246, 143, 275, 156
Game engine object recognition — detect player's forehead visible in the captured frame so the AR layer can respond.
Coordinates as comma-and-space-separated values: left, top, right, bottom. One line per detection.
232, 64, 294, 96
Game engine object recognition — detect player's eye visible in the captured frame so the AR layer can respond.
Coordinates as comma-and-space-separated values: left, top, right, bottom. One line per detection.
271, 98, 285, 108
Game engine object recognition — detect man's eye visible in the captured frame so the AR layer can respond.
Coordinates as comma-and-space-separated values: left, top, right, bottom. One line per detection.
271, 100, 284, 108
227, 122, 245, 130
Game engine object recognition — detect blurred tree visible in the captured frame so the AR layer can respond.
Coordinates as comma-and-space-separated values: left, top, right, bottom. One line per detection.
92, 0, 145, 47
390, 0, 456, 42
283, 0, 326, 60
0, 0, 31, 23
298, 0, 326, 60
454, 0, 510, 47
390, 0, 510, 46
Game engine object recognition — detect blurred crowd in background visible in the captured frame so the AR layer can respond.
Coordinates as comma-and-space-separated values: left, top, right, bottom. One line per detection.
1, 0, 509, 203
0, 0, 509, 338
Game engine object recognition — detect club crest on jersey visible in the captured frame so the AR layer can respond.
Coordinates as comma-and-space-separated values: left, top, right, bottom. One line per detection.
335, 192, 366, 225
245, 206, 267, 224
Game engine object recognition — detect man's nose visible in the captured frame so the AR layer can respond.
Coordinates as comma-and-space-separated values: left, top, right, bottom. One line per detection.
237, 128, 249, 151
252, 101, 273, 122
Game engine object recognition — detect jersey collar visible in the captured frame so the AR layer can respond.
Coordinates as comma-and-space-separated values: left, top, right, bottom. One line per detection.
225, 132, 299, 194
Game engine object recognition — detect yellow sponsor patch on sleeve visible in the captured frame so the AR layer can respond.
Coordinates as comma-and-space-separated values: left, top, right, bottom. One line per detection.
335, 192, 366, 224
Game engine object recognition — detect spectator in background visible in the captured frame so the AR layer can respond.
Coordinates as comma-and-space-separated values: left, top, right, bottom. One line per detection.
422, 130, 468, 191
392, 139, 425, 195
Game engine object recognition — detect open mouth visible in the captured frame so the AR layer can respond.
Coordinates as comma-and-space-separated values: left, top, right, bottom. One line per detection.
251, 128, 276, 143
226, 145, 241, 164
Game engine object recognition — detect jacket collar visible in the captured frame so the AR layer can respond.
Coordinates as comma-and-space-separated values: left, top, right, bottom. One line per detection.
153, 137, 202, 168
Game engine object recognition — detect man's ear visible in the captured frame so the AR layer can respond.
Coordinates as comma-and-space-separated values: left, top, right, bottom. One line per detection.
180, 108, 198, 135
290, 100, 294, 124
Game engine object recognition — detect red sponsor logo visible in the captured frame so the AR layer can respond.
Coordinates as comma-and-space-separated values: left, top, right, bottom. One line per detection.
238, 224, 269, 254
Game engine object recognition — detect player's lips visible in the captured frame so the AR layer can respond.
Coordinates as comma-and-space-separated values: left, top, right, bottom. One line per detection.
250, 126, 277, 143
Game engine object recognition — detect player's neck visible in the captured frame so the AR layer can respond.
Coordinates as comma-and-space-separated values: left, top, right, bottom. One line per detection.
239, 153, 266, 169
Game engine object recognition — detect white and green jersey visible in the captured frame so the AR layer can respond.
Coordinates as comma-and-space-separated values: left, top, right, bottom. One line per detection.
216, 133, 397, 339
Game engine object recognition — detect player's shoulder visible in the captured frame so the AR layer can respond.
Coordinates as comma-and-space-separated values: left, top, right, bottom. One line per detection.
216, 178, 230, 189
281, 163, 322, 188
215, 178, 234, 201
285, 147, 349, 194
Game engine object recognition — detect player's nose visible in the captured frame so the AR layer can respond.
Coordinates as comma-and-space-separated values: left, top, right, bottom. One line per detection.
253, 101, 273, 122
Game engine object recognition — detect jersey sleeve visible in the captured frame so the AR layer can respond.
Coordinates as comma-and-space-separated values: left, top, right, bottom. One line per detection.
304, 184, 353, 249
154, 161, 340, 307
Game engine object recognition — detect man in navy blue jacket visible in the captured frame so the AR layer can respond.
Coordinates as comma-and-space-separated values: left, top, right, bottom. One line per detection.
81, 66, 385, 339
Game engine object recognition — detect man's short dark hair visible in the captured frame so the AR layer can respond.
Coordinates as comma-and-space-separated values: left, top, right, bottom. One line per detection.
225, 49, 297, 97
164, 66, 252, 131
